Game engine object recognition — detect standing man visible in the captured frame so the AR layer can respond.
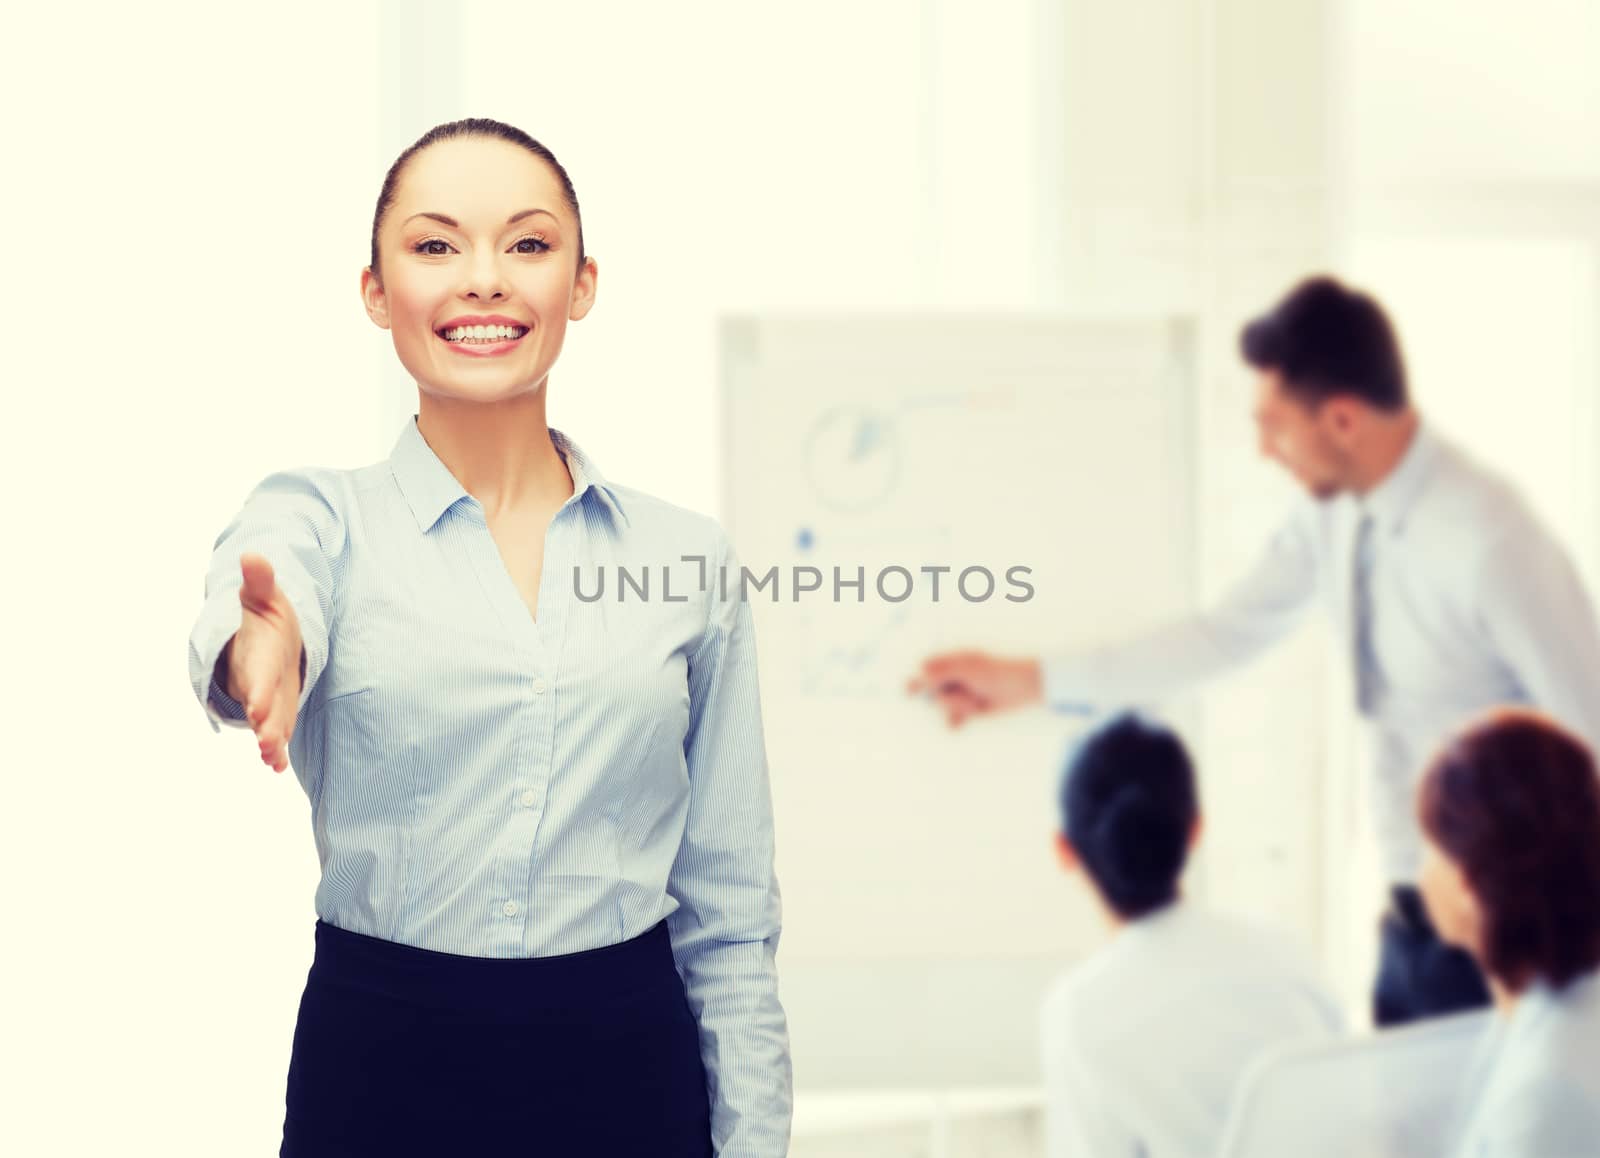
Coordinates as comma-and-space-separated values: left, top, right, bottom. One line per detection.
909, 275, 1600, 1027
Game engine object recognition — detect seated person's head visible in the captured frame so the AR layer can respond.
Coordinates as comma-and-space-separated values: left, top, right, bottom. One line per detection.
1418, 707, 1600, 995
1055, 713, 1200, 921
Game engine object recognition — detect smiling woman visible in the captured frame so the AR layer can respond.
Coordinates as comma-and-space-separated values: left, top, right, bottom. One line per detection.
358, 121, 593, 404
186, 117, 791, 1157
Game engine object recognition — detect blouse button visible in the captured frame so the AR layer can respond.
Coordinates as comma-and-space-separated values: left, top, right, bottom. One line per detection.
520, 789, 536, 808
532, 677, 548, 695
502, 900, 519, 917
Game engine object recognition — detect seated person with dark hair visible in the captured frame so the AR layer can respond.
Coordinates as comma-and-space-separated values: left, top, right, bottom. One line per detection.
1040, 713, 1342, 1158
1417, 707, 1600, 1157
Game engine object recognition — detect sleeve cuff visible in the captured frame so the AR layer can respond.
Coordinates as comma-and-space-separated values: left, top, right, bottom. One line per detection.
1040, 654, 1097, 716
206, 672, 251, 733
190, 595, 246, 734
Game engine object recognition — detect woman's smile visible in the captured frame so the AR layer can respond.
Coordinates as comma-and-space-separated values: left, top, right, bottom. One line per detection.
434, 314, 531, 357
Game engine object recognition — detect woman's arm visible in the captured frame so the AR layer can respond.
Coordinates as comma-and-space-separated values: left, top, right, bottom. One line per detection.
665, 527, 792, 1157
187, 468, 348, 735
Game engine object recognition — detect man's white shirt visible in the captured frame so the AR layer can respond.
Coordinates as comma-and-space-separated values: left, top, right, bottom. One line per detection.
1042, 420, 1600, 881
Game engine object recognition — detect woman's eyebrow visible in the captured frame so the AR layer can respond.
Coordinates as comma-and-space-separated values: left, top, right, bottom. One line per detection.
403, 208, 558, 228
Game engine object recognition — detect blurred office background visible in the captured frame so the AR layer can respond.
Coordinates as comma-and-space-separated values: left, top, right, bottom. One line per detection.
7, 0, 1597, 1153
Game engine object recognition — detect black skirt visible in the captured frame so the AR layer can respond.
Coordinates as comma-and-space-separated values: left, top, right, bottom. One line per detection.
279, 917, 713, 1157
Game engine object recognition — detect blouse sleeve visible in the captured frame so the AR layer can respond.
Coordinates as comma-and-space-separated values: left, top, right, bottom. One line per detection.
665, 526, 793, 1156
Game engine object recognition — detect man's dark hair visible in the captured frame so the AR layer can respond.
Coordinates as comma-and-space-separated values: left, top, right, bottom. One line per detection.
1240, 275, 1409, 411
1059, 713, 1199, 920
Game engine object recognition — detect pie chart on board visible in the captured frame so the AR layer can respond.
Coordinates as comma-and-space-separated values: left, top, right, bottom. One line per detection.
804, 406, 900, 512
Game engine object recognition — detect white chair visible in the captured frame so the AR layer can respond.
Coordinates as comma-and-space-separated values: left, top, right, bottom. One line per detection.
1217, 1009, 1493, 1158
790, 1088, 1046, 1158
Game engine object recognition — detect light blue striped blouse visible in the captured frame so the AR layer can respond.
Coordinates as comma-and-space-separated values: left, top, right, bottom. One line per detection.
186, 414, 791, 1155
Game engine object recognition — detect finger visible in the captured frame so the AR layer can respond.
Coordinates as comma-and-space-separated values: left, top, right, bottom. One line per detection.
955, 690, 992, 724
932, 683, 986, 709
916, 676, 974, 702
251, 672, 283, 747
240, 550, 276, 585
260, 709, 287, 756
266, 676, 300, 770
246, 693, 264, 727
239, 553, 279, 612
243, 666, 273, 727
926, 687, 977, 727
243, 690, 270, 731
276, 677, 298, 746
260, 730, 285, 772
926, 651, 987, 686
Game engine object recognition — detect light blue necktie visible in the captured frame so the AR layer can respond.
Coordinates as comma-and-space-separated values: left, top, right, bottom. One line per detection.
1353, 511, 1384, 715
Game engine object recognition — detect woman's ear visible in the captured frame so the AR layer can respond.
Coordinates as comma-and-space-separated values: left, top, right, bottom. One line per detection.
360, 267, 391, 329
1188, 814, 1204, 851
569, 255, 599, 321
1054, 831, 1079, 873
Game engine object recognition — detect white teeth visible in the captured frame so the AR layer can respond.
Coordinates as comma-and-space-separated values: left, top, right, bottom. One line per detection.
442, 324, 526, 342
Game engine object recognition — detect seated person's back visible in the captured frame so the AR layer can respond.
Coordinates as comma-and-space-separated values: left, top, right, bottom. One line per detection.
1040, 715, 1343, 1158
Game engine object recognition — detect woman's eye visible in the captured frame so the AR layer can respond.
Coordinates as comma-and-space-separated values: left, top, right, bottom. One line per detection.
411, 237, 548, 256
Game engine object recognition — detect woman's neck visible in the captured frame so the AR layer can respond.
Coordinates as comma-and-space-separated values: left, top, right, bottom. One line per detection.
1488, 975, 1522, 1017
415, 387, 572, 519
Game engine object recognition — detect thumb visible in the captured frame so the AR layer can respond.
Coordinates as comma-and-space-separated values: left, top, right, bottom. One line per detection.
238, 552, 278, 609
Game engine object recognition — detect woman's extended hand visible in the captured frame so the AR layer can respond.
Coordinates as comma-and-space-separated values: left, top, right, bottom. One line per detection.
224, 551, 306, 773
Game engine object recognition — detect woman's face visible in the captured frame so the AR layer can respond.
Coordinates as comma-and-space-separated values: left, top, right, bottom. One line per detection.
1419, 835, 1484, 959
360, 135, 597, 403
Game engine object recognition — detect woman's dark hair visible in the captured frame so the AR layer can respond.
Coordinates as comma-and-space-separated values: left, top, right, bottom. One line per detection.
1059, 713, 1199, 920
1240, 275, 1408, 411
368, 117, 585, 283
1418, 710, 1600, 993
